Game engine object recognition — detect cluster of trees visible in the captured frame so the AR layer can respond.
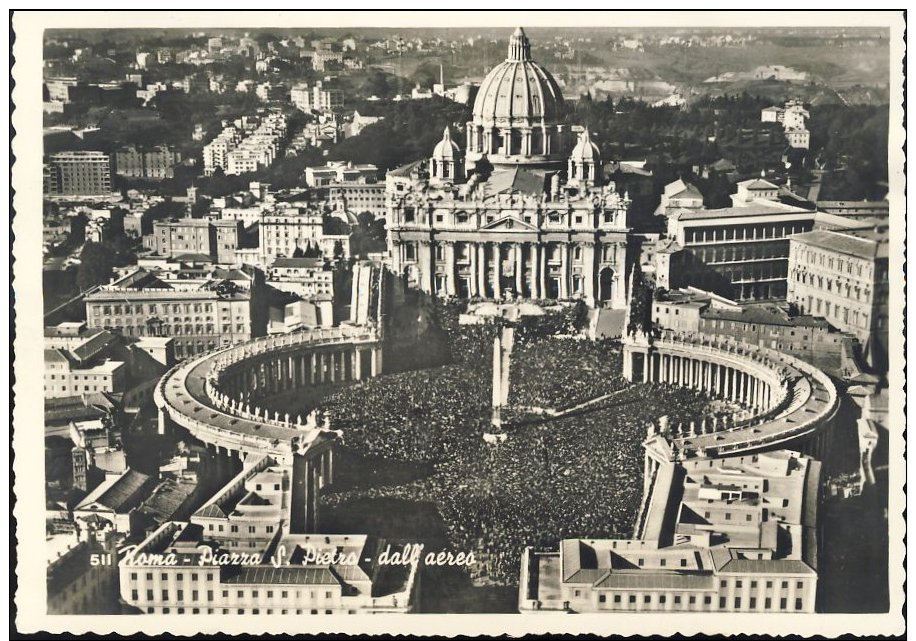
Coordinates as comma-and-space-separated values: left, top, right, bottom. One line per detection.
809, 103, 889, 200
348, 211, 388, 258
327, 97, 471, 171
76, 234, 138, 292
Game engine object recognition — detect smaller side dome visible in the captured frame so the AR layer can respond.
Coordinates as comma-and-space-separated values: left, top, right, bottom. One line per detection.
433, 126, 461, 160
568, 128, 603, 187
430, 126, 465, 184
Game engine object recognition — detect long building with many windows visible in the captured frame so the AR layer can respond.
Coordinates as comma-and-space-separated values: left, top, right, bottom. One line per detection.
84, 267, 268, 360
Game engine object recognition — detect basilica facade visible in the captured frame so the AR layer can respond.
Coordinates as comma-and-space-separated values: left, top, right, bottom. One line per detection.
385, 27, 633, 309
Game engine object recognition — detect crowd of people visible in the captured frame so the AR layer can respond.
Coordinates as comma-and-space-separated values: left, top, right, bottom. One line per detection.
318, 327, 724, 586
508, 338, 627, 411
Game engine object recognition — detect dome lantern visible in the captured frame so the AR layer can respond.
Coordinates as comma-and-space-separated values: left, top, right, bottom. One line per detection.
507, 26, 531, 61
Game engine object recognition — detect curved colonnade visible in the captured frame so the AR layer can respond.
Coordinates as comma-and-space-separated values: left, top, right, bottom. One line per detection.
154, 325, 383, 463
623, 334, 840, 458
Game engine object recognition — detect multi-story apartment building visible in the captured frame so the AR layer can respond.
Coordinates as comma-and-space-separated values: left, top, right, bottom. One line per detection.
521, 443, 820, 613
259, 207, 324, 261
203, 126, 243, 176
44, 323, 126, 399
816, 199, 890, 220
83, 267, 268, 360
760, 100, 810, 150
224, 113, 288, 176
311, 80, 344, 112
144, 218, 242, 264
114, 145, 182, 180
654, 178, 704, 216
290, 82, 311, 111
327, 182, 387, 218
305, 161, 378, 187
787, 226, 889, 370
44, 349, 126, 399
266, 257, 335, 298
45, 151, 113, 196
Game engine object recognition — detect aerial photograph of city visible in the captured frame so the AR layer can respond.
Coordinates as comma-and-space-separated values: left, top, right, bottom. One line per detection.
11, 10, 904, 635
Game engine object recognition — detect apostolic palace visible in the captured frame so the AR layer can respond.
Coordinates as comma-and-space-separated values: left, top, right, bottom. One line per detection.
386, 27, 632, 309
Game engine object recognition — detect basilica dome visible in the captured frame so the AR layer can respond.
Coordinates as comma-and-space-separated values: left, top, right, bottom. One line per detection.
471, 27, 565, 127
464, 27, 572, 169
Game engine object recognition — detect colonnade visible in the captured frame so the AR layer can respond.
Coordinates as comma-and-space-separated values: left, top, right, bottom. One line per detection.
622, 344, 779, 414
216, 346, 382, 399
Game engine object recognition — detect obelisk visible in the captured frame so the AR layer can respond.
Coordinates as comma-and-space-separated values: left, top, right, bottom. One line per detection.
491, 335, 502, 429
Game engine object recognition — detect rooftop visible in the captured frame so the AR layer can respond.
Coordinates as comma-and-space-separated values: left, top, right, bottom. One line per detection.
76, 468, 152, 513
791, 228, 889, 259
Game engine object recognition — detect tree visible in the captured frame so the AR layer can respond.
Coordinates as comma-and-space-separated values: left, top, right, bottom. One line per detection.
333, 240, 345, 260
76, 241, 115, 292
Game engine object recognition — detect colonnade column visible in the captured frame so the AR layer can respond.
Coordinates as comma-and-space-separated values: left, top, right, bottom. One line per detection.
468, 242, 478, 297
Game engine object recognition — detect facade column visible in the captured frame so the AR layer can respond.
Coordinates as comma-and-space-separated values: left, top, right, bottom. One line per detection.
445, 242, 457, 297
529, 244, 539, 299
559, 243, 569, 298
515, 244, 524, 295
419, 241, 433, 294
493, 243, 502, 299
468, 242, 478, 297
477, 243, 487, 298
310, 352, 317, 385
583, 243, 596, 306
354, 349, 362, 381
539, 244, 547, 300
370, 348, 381, 376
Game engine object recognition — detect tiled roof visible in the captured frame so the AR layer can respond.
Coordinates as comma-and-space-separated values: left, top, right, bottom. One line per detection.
594, 571, 715, 591
224, 566, 341, 585
791, 229, 888, 259
718, 559, 815, 575
271, 257, 324, 268
192, 503, 227, 519
79, 469, 151, 513
674, 203, 811, 221
485, 167, 547, 195
701, 305, 831, 329
386, 159, 425, 177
